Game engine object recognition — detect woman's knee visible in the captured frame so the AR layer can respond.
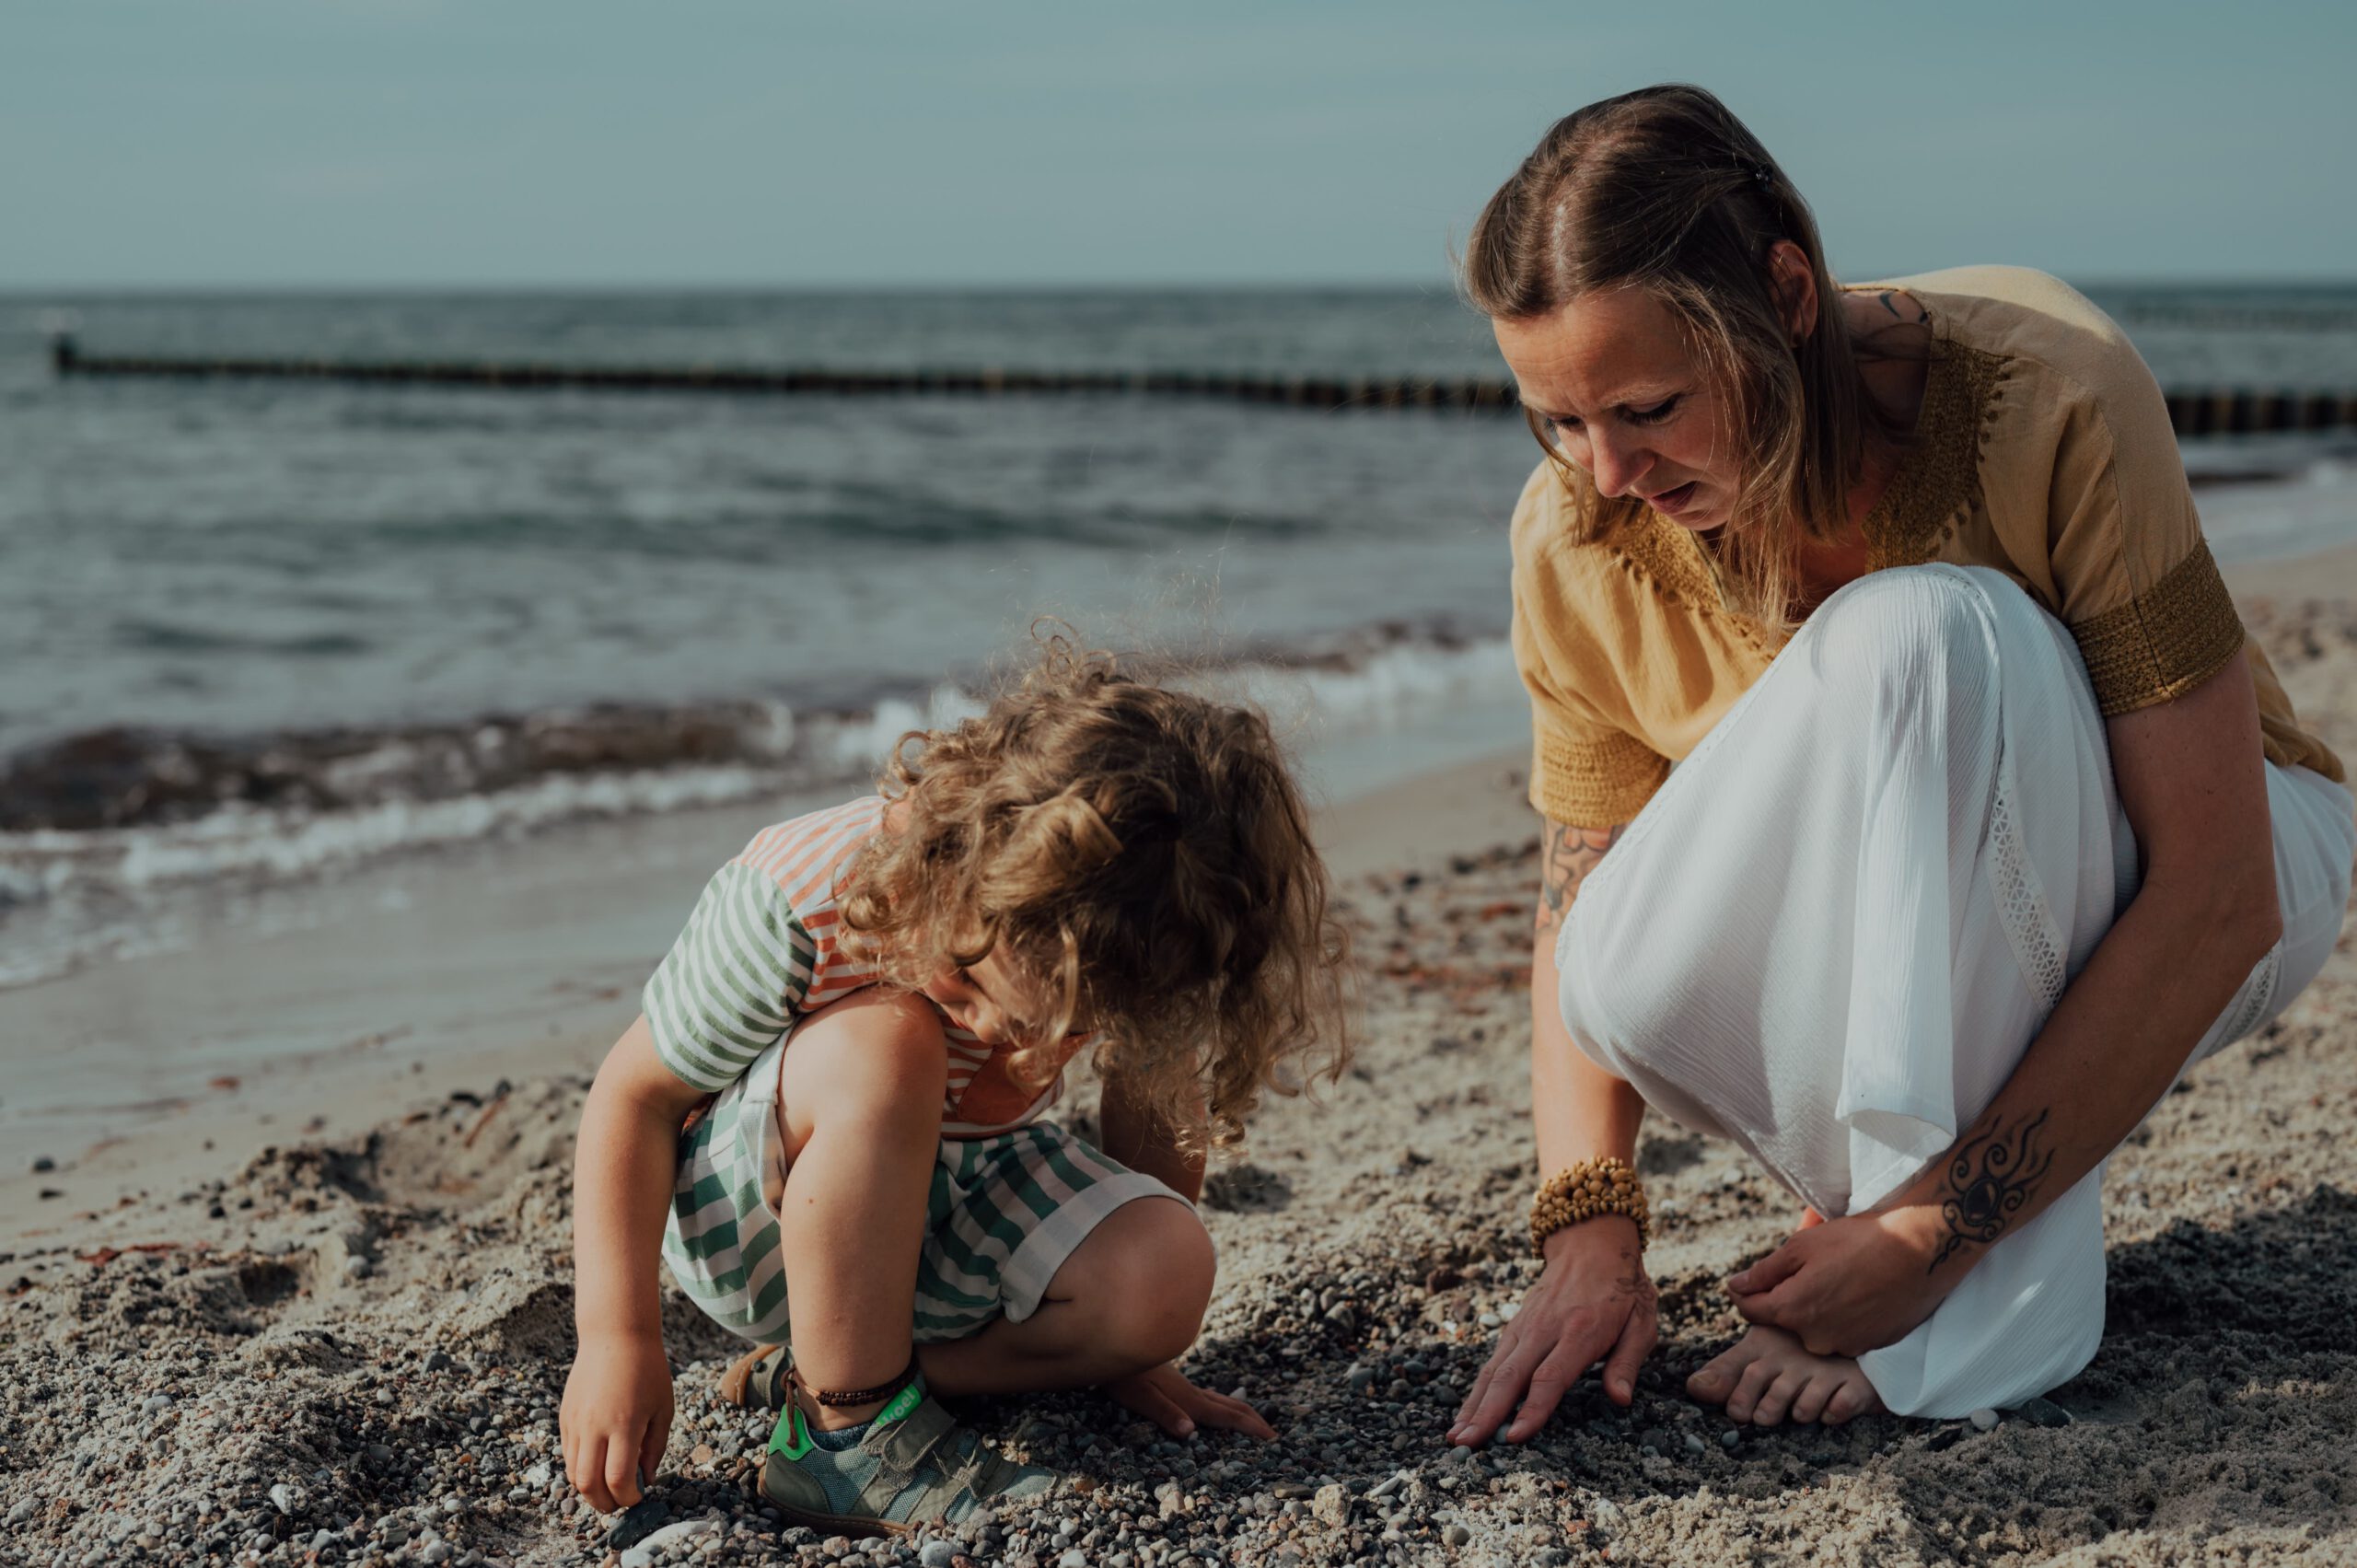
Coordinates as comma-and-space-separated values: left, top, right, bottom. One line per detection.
1061, 1197, 1215, 1369
1804, 567, 2001, 699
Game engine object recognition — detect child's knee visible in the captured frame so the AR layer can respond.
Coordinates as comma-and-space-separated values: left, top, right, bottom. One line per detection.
1091, 1199, 1215, 1368
779, 989, 948, 1144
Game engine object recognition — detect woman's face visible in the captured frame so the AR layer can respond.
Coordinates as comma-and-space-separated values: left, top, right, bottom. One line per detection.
1492, 286, 1743, 534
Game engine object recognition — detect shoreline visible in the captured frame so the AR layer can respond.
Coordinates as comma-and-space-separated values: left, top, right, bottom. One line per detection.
5, 536, 2353, 1239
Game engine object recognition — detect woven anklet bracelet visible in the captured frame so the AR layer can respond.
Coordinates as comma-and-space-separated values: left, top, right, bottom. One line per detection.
798, 1356, 917, 1409
1528, 1156, 1652, 1255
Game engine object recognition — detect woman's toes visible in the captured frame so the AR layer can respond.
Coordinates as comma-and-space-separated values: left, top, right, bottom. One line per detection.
1725, 1361, 1779, 1423
1751, 1370, 1804, 1427
1822, 1377, 1881, 1425
1788, 1374, 1835, 1425
1686, 1361, 1735, 1402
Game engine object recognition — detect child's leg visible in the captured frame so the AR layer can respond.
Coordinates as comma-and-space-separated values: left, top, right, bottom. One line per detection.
772, 987, 948, 1429
917, 1194, 1214, 1396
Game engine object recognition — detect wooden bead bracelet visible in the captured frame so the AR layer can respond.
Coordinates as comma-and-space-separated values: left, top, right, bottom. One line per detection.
1528, 1156, 1652, 1255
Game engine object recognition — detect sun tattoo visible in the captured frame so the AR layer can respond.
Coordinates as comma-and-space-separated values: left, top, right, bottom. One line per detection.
1928, 1109, 2057, 1271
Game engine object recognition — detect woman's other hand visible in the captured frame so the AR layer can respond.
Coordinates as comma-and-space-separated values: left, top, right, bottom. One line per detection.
561, 1329, 676, 1513
1727, 1204, 1947, 1357
1449, 1214, 1656, 1446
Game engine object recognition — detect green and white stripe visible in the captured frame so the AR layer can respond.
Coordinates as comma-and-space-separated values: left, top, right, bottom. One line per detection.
662, 1027, 1182, 1344
644, 862, 821, 1092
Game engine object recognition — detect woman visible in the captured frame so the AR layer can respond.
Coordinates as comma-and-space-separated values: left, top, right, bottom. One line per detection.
1448, 85, 2353, 1441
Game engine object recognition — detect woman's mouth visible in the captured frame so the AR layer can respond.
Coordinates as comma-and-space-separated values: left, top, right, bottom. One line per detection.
1648, 482, 1699, 517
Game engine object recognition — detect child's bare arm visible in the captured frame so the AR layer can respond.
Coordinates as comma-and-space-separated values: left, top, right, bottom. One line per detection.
1097, 1063, 1206, 1202
561, 1014, 709, 1512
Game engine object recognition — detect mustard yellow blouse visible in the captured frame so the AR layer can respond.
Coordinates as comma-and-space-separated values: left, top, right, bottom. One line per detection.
1511, 265, 2345, 828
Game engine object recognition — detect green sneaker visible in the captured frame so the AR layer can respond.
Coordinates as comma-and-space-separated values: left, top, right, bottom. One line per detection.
759, 1376, 1056, 1537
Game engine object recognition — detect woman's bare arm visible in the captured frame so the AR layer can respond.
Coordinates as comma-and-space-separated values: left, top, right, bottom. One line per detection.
1454, 818, 1655, 1446
1732, 654, 2282, 1352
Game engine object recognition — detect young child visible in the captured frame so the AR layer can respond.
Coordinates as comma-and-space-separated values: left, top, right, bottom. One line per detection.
559, 634, 1350, 1536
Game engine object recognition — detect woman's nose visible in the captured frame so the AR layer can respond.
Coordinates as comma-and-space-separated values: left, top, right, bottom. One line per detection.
1586, 429, 1649, 499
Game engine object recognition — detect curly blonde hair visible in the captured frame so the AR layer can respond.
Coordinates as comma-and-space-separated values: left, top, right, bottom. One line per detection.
838, 629, 1351, 1148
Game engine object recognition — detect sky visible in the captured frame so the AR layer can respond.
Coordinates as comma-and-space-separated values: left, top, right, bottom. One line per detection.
4, 1, 2352, 290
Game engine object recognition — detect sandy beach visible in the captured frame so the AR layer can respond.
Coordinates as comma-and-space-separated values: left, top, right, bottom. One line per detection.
3, 550, 2354, 1568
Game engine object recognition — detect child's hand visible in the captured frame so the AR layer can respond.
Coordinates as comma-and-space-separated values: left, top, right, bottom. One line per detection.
561, 1330, 676, 1512
1106, 1364, 1276, 1442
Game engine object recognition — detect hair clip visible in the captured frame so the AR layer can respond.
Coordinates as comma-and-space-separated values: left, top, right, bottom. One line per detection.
1749, 162, 1774, 191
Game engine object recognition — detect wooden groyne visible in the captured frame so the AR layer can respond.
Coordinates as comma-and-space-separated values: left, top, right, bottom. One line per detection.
45, 333, 2357, 434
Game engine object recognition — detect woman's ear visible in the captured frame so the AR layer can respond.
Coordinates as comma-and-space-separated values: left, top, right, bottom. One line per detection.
1765, 239, 1819, 344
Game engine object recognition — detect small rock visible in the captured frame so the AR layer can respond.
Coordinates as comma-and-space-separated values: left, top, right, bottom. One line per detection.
621, 1518, 718, 1568
29, 1156, 54, 1173
420, 1544, 454, 1566
1968, 1407, 2001, 1432
1368, 1471, 1408, 1500
607, 1498, 670, 1551
1444, 1523, 1472, 1547
1926, 1425, 1965, 1451
920, 1544, 960, 1568
1058, 1553, 1087, 1568
1683, 1433, 1705, 1456
142, 1394, 173, 1415
1311, 1483, 1350, 1528
1345, 1365, 1376, 1394
691, 1444, 714, 1466
2016, 1396, 2073, 1428
1719, 1430, 1739, 1449
424, 1351, 456, 1373
1477, 1312, 1501, 1329
268, 1483, 303, 1516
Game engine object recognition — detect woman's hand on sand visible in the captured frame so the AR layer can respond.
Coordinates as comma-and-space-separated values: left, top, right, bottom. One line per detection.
561, 1330, 675, 1513
1727, 1204, 1947, 1357
1450, 1215, 1655, 1446
1106, 1363, 1277, 1442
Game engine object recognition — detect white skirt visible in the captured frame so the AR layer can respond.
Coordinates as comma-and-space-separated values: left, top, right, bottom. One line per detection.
1556, 564, 2354, 1418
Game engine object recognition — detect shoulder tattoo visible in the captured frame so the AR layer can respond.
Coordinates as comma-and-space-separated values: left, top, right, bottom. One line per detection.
1536, 819, 1626, 933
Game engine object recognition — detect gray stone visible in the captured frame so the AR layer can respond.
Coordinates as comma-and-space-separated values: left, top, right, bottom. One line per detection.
267, 1484, 302, 1516
919, 1543, 959, 1568
622, 1518, 719, 1567
419, 1543, 454, 1565
141, 1394, 172, 1415
1683, 1433, 1706, 1456
1443, 1523, 1471, 1547
1719, 1429, 1740, 1449
2016, 1396, 2073, 1428
1968, 1407, 2002, 1432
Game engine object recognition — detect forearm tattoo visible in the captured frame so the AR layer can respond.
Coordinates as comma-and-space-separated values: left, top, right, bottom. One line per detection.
1536, 820, 1625, 934
1927, 1108, 2056, 1271
1875, 289, 1931, 325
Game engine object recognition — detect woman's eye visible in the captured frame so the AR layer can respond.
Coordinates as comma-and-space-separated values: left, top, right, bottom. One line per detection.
1627, 396, 1681, 424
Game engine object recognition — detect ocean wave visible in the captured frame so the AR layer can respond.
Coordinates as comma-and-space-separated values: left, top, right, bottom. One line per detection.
0, 629, 1516, 990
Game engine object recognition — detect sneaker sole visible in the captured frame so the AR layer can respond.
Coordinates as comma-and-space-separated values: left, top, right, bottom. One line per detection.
769, 1502, 913, 1540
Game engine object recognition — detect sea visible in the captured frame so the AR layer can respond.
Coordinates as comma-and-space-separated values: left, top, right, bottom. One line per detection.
4, 283, 2355, 993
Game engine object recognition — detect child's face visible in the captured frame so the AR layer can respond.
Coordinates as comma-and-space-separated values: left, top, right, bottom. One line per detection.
919, 947, 1085, 1050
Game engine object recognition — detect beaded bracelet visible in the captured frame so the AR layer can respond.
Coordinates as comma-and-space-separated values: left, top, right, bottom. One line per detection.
1528, 1157, 1652, 1256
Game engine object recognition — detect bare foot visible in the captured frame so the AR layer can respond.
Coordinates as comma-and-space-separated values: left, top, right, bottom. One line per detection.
1685, 1325, 1884, 1426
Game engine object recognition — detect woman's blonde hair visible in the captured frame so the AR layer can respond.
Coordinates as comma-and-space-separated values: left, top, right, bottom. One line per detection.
839, 628, 1351, 1149
1461, 83, 1914, 629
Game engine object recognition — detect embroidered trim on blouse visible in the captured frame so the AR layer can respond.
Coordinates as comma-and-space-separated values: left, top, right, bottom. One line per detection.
2071, 539, 2248, 716
1863, 343, 2011, 572
1532, 728, 1670, 828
